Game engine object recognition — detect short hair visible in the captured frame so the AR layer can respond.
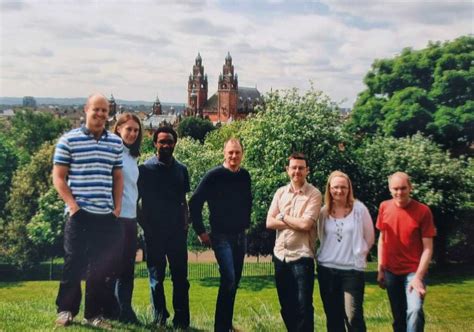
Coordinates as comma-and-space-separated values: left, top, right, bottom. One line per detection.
324, 170, 355, 213
388, 171, 412, 187
288, 152, 307, 165
153, 126, 178, 144
223, 138, 243, 152
113, 113, 143, 158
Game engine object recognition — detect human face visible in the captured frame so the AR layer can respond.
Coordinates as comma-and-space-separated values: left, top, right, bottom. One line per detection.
154, 132, 175, 158
117, 119, 140, 146
330, 176, 349, 204
223, 141, 243, 172
286, 158, 309, 188
389, 175, 412, 207
84, 95, 109, 135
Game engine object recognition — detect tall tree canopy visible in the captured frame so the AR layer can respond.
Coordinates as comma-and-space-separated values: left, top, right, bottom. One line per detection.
347, 35, 474, 152
8, 110, 70, 163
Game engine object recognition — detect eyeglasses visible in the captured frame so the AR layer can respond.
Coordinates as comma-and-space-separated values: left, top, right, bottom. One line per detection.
288, 166, 307, 171
157, 139, 174, 145
330, 186, 348, 191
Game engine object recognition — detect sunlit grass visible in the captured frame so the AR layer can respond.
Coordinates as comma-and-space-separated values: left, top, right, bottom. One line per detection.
0, 264, 472, 331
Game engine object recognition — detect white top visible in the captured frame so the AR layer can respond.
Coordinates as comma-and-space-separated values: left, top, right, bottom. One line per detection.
317, 200, 375, 271
318, 211, 357, 269
120, 145, 139, 219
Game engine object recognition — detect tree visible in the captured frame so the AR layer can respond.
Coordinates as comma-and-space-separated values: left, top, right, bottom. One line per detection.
27, 188, 66, 259
1, 142, 55, 267
348, 35, 474, 152
0, 135, 18, 220
352, 134, 472, 264
217, 88, 351, 256
177, 117, 215, 143
8, 110, 70, 163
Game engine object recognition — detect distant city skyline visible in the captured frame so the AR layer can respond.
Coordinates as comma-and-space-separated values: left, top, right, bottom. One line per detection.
0, 1, 472, 107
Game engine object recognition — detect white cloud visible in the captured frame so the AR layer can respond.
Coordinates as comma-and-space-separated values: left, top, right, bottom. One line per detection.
0, 0, 472, 107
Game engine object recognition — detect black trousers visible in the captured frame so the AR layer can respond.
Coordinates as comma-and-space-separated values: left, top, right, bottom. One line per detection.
145, 229, 190, 328
55, 209, 123, 319
115, 218, 138, 320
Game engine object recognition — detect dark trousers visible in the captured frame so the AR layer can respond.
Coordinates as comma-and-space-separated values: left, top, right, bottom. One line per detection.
274, 256, 315, 332
211, 232, 246, 332
55, 209, 123, 319
115, 218, 138, 321
146, 229, 190, 328
317, 265, 366, 332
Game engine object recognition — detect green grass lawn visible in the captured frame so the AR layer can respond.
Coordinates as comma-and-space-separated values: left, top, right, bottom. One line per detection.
0, 264, 473, 331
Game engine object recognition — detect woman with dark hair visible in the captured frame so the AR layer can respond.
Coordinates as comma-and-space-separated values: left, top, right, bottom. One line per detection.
113, 113, 142, 323
317, 171, 374, 332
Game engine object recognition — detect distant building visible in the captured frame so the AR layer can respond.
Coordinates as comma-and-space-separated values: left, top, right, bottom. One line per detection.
142, 94, 181, 131
186, 53, 263, 123
0, 109, 15, 118
22, 96, 37, 108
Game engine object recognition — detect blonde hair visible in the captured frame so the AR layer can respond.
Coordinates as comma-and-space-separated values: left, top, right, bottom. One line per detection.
388, 171, 412, 188
324, 170, 355, 214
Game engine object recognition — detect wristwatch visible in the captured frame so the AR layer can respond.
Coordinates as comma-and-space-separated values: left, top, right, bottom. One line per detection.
277, 213, 285, 222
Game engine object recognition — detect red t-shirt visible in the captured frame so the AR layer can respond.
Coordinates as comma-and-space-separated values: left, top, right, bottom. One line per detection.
376, 199, 436, 275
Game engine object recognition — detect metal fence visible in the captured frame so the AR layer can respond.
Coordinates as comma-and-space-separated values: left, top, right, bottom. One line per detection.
0, 261, 275, 282
135, 262, 274, 279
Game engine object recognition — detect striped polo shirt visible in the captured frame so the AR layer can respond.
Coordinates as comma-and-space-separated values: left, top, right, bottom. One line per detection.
54, 126, 123, 214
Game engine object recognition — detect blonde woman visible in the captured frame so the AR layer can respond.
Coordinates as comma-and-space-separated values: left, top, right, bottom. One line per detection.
317, 171, 374, 332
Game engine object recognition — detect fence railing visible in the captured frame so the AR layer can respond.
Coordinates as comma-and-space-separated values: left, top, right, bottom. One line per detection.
0, 261, 275, 282
135, 261, 274, 279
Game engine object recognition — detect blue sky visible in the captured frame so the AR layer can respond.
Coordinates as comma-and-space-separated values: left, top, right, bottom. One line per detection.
0, 0, 472, 107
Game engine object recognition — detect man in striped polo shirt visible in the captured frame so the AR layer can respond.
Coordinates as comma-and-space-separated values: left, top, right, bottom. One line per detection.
53, 93, 124, 328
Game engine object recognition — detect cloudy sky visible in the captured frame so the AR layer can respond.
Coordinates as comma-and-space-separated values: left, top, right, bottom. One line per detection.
0, 0, 472, 107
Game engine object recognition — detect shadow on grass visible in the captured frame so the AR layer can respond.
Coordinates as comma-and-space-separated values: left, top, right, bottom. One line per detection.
364, 263, 474, 286
198, 276, 275, 291
0, 281, 24, 289
67, 320, 208, 332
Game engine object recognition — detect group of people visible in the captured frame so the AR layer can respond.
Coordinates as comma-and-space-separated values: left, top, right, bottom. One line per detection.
266, 155, 435, 332
52, 93, 436, 332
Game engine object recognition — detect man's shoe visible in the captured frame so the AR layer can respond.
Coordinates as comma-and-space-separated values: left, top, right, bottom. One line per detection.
83, 316, 112, 330
55, 311, 73, 327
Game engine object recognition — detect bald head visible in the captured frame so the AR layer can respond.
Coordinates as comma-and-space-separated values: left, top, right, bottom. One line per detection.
85, 93, 109, 109
84, 93, 110, 138
388, 171, 413, 207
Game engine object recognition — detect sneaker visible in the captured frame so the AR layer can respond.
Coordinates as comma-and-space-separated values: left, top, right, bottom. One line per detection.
55, 311, 73, 327
83, 316, 112, 330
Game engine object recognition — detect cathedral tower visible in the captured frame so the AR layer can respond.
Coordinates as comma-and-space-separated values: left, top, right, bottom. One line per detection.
217, 52, 238, 122
187, 52, 208, 116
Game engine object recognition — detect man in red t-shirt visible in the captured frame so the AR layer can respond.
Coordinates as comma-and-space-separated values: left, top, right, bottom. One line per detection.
376, 172, 436, 332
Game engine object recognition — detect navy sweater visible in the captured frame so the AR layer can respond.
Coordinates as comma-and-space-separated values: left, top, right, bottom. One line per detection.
190, 165, 252, 235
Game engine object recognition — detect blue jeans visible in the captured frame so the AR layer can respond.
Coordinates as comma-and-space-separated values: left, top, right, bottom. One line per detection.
384, 270, 425, 332
211, 232, 246, 332
317, 265, 366, 332
274, 257, 315, 332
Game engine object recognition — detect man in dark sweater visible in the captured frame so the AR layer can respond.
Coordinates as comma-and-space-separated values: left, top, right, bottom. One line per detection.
138, 126, 190, 329
189, 138, 252, 332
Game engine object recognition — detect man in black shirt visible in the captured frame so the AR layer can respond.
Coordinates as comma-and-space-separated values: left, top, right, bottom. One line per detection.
190, 138, 252, 332
138, 126, 190, 329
